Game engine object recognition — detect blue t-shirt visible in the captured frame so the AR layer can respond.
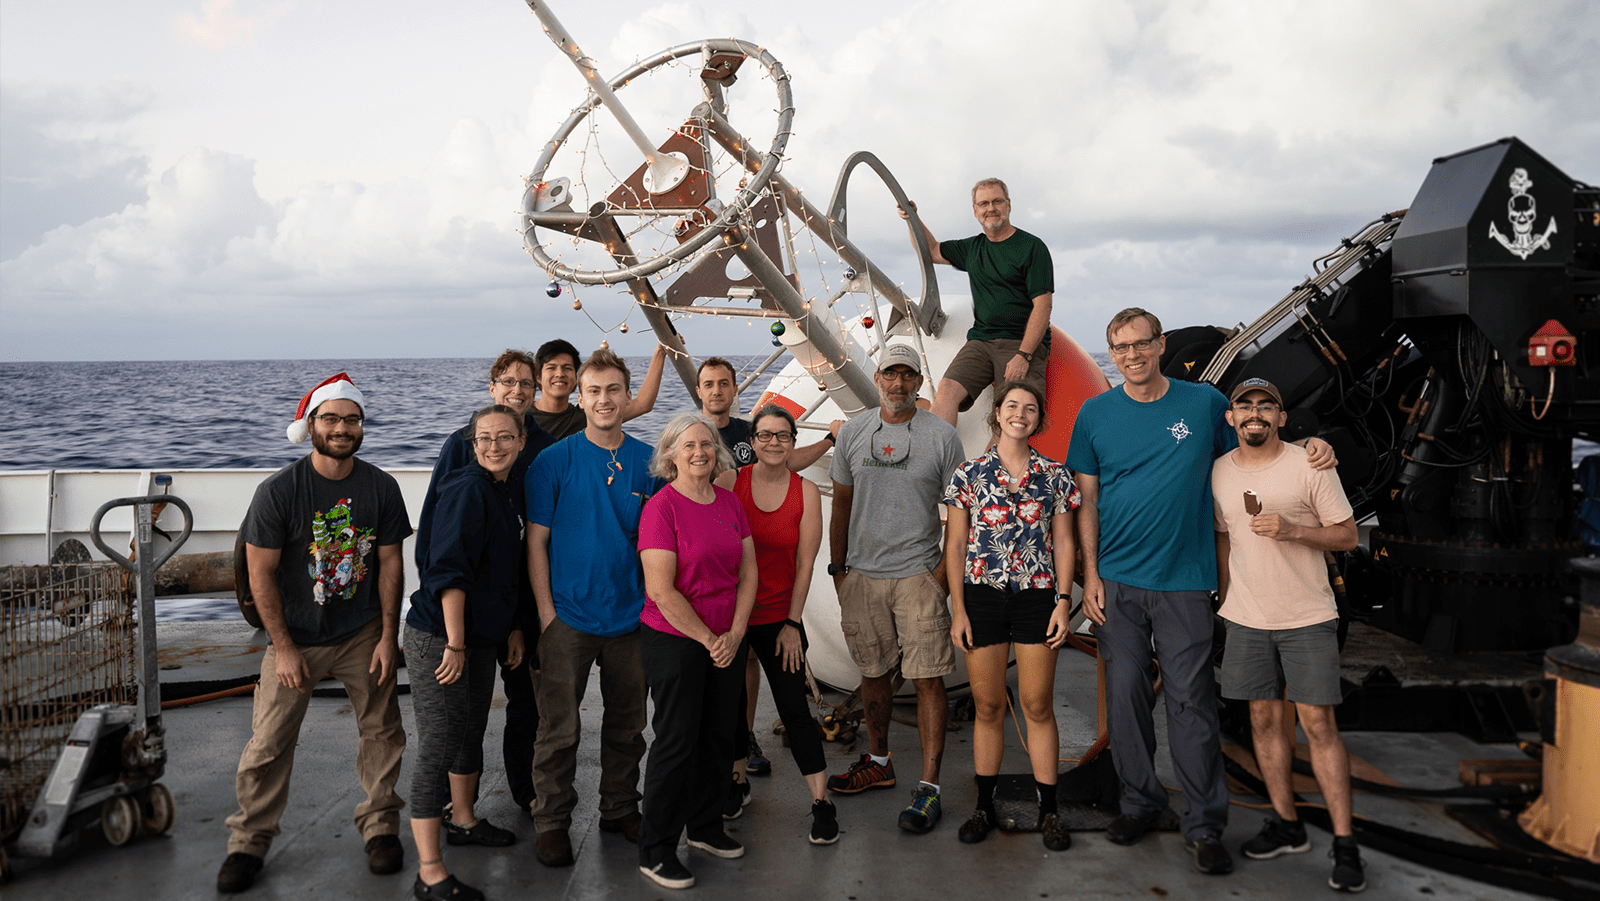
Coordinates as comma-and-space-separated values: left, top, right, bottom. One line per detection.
1065, 379, 1233, 592
526, 432, 663, 637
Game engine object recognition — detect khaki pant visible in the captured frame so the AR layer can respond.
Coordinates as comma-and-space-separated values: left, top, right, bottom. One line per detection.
225, 618, 406, 856
530, 618, 647, 833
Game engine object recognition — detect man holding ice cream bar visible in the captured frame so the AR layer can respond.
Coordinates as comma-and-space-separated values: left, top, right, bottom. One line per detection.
1212, 377, 1366, 893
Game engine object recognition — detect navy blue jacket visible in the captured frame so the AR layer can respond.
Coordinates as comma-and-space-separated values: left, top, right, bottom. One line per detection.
415, 411, 554, 568
406, 464, 530, 647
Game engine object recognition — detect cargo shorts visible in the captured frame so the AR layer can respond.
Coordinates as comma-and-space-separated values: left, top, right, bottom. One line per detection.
837, 570, 956, 681
942, 338, 1048, 412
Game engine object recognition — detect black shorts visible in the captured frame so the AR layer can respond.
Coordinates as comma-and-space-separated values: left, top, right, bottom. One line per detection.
963, 583, 1056, 648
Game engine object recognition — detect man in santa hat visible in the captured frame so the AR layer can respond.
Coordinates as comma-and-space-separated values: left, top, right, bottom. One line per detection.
217, 373, 413, 894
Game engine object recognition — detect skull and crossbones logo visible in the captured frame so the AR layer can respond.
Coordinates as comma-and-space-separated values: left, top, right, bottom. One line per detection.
1489, 167, 1557, 260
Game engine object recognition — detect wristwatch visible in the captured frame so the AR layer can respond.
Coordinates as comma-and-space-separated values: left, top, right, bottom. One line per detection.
827, 563, 851, 576
1057, 593, 1072, 604
822, 431, 836, 444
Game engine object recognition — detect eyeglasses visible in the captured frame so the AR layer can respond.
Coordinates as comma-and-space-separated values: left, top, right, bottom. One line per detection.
878, 369, 920, 383
473, 435, 522, 448
492, 377, 536, 390
754, 430, 795, 444
315, 413, 364, 427
1231, 402, 1281, 414
1108, 336, 1160, 356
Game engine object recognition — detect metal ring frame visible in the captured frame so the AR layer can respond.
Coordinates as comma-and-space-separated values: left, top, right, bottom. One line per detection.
521, 38, 793, 286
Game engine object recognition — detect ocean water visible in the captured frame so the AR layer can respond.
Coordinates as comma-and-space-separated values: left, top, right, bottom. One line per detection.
0, 356, 783, 470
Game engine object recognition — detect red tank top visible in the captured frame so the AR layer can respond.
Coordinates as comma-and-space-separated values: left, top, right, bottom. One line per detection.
734, 467, 804, 625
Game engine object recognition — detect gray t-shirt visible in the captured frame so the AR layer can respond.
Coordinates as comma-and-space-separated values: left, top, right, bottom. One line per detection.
240, 455, 412, 647
829, 407, 965, 578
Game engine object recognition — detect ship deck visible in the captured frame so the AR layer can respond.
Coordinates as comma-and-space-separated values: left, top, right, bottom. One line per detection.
4, 623, 1552, 900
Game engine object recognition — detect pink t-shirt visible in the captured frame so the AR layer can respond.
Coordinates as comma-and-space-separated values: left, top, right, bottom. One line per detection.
638, 484, 751, 637
1212, 443, 1354, 630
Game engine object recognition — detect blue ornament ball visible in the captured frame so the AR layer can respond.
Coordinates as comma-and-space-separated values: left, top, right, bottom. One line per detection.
772, 337, 782, 347
546, 280, 562, 298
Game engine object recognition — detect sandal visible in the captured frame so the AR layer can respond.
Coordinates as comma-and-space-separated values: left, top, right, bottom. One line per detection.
414, 873, 485, 901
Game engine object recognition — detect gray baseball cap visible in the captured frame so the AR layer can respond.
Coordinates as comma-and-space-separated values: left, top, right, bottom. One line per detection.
877, 343, 922, 374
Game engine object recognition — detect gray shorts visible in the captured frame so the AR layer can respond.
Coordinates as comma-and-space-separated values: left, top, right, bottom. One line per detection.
1220, 619, 1343, 707
942, 338, 1048, 411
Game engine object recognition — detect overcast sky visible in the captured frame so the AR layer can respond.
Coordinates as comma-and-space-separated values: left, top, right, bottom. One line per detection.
2, 0, 1596, 362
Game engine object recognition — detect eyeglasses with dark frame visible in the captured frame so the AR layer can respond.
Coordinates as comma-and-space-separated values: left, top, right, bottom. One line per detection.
1108, 336, 1161, 356
473, 434, 522, 448
753, 430, 795, 444
314, 413, 364, 427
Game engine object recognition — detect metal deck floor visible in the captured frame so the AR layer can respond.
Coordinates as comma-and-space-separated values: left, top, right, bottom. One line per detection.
7, 632, 1546, 899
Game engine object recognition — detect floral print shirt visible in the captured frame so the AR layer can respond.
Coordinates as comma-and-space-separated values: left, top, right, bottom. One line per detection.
943, 447, 1081, 592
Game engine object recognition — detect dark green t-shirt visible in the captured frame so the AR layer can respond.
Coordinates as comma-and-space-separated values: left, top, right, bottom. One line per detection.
940, 228, 1054, 345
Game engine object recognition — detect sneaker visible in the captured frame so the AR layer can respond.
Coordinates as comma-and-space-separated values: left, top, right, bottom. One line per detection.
1242, 816, 1311, 860
897, 785, 942, 834
957, 808, 994, 844
1185, 834, 1235, 875
809, 799, 840, 845
747, 738, 772, 776
1329, 837, 1366, 893
1105, 810, 1161, 846
640, 855, 696, 890
687, 831, 745, 859
1040, 811, 1072, 852
723, 775, 752, 820
365, 833, 404, 874
445, 816, 515, 847
827, 753, 896, 794
216, 852, 264, 893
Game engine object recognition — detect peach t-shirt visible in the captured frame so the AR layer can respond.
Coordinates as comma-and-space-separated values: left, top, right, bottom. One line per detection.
1212, 442, 1354, 630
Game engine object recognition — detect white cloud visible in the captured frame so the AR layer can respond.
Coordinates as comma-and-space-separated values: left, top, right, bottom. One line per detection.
1, 0, 1596, 360
175, 0, 293, 49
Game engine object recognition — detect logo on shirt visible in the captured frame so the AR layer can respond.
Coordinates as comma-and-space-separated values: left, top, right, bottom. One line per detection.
1168, 418, 1192, 444
307, 498, 373, 605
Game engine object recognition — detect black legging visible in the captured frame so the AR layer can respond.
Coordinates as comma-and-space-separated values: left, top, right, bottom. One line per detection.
732, 619, 825, 776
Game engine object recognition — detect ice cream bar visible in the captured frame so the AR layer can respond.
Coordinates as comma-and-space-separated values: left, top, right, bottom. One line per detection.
1244, 490, 1262, 515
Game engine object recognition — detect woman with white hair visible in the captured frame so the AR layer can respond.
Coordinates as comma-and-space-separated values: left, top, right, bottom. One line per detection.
635, 412, 759, 890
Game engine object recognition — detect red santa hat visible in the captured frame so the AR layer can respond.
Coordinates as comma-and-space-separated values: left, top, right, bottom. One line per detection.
286, 373, 366, 444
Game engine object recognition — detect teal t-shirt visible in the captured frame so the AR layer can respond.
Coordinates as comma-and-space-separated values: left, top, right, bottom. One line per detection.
940, 228, 1054, 345
1064, 379, 1233, 592
526, 433, 663, 637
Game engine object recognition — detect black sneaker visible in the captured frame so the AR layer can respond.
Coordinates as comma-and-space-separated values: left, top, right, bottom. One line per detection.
1185, 835, 1235, 875
216, 852, 264, 893
1105, 810, 1161, 846
445, 816, 515, 847
1040, 811, 1072, 852
1329, 837, 1366, 893
746, 738, 772, 776
809, 799, 840, 845
687, 831, 745, 859
957, 808, 995, 844
640, 855, 695, 890
723, 775, 751, 820
1242, 816, 1310, 860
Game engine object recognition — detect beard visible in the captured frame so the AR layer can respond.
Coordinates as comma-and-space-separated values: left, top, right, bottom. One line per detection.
1241, 421, 1272, 447
880, 391, 916, 414
312, 428, 363, 460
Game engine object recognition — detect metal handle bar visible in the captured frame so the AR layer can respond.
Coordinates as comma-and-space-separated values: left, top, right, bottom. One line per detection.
89, 495, 194, 573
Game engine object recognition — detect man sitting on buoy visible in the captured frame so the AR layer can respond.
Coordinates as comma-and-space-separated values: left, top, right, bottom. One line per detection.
900, 177, 1053, 427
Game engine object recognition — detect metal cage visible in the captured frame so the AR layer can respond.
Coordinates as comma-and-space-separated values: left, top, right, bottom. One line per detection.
0, 562, 138, 839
